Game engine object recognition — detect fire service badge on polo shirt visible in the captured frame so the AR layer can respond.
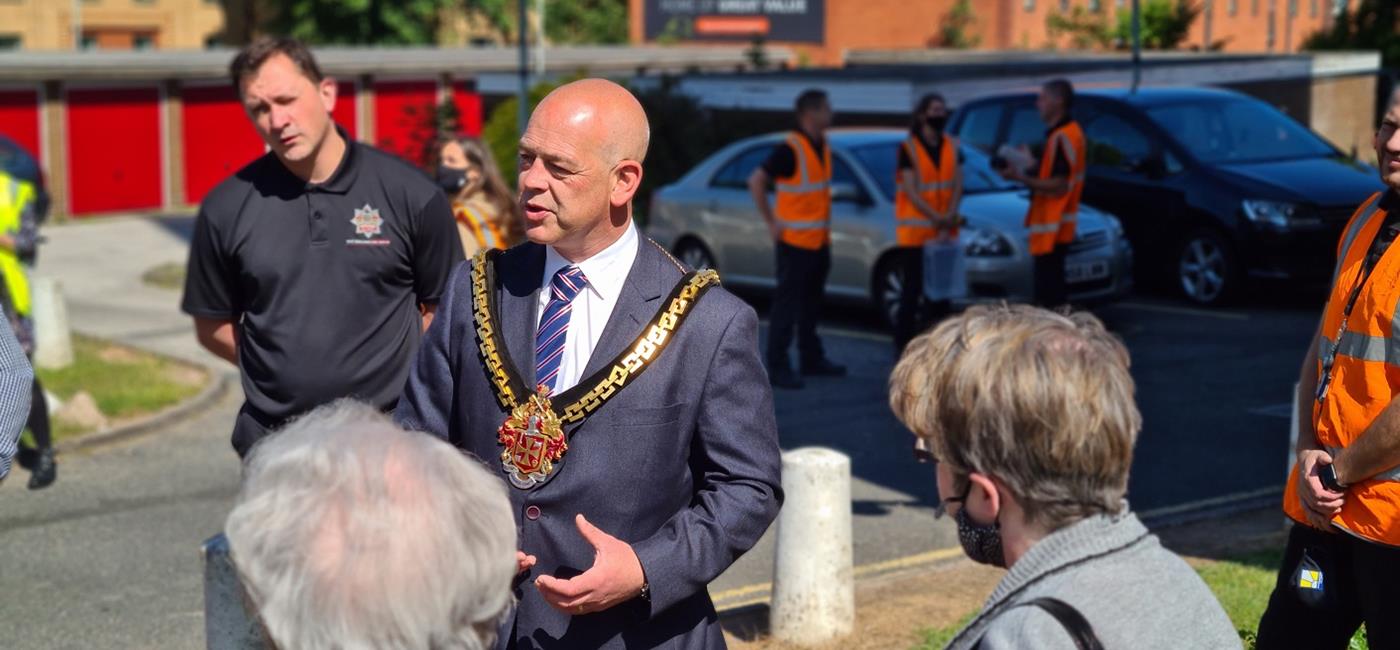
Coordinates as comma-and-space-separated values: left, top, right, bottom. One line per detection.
348, 204, 391, 246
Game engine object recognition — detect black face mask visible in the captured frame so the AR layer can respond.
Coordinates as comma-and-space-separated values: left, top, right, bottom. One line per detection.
955, 505, 1006, 567
436, 165, 468, 194
926, 115, 949, 132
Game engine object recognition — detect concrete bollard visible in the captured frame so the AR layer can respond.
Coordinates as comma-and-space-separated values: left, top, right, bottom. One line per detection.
202, 533, 270, 650
770, 447, 854, 645
31, 277, 73, 370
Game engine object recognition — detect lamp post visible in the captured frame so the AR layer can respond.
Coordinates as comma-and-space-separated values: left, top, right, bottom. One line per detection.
517, 0, 529, 138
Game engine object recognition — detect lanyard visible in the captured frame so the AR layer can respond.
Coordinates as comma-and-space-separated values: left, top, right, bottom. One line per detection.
1317, 226, 1390, 403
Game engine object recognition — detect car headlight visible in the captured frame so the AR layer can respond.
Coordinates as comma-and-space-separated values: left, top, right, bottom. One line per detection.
1102, 214, 1124, 238
963, 227, 1014, 257
1242, 199, 1321, 230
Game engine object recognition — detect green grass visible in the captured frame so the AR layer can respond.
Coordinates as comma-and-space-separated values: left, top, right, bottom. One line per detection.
912, 548, 1368, 650
35, 335, 207, 441
140, 262, 185, 290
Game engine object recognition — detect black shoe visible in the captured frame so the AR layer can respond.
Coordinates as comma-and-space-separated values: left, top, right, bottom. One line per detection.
15, 445, 36, 471
28, 448, 55, 490
801, 358, 847, 377
768, 365, 805, 390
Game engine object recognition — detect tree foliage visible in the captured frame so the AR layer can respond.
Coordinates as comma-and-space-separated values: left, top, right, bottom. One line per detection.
544, 0, 628, 45
1046, 6, 1115, 50
939, 0, 980, 49
1113, 0, 1201, 50
269, 0, 451, 45
1305, 0, 1400, 70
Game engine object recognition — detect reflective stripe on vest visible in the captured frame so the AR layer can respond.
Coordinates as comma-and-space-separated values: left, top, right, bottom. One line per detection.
1283, 192, 1400, 545
0, 174, 32, 317
1026, 121, 1086, 256
894, 135, 959, 247
774, 133, 832, 250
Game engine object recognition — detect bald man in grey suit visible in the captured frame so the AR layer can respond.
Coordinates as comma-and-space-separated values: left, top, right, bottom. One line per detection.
396, 79, 783, 649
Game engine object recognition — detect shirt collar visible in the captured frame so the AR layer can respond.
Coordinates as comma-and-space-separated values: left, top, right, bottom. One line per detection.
542, 222, 639, 304
1044, 116, 1073, 138
304, 125, 358, 194
1380, 189, 1400, 214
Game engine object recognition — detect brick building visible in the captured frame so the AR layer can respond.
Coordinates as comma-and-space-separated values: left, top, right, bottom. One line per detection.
0, 0, 225, 50
628, 0, 1356, 66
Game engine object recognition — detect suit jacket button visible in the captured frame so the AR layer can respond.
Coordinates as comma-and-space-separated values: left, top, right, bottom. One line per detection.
525, 505, 541, 520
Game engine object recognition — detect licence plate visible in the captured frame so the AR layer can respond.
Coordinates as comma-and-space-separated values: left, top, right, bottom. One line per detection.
1066, 260, 1110, 284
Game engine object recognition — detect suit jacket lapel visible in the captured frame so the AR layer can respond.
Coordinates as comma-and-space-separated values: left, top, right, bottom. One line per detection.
499, 243, 546, 390
580, 237, 665, 379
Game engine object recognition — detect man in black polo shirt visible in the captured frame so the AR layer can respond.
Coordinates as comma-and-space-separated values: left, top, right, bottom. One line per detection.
182, 36, 461, 457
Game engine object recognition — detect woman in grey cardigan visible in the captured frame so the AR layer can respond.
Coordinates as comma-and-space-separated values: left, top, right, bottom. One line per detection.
890, 304, 1240, 649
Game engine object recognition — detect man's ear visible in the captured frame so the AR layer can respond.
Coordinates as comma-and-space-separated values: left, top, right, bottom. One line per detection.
319, 76, 338, 114
610, 160, 644, 209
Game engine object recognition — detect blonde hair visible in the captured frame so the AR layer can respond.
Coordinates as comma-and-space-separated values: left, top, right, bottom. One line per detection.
889, 304, 1141, 530
226, 400, 516, 650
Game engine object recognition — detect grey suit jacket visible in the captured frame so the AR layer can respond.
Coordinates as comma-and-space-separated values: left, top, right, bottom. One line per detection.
396, 236, 783, 650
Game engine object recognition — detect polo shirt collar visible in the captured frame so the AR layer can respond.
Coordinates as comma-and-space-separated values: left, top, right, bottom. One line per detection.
305, 125, 359, 194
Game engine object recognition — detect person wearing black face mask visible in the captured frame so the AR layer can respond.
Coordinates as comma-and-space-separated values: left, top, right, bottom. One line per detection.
893, 93, 963, 353
890, 304, 1239, 650
429, 135, 522, 257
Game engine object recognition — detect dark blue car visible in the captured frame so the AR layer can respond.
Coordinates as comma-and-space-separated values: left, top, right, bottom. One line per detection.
948, 87, 1383, 305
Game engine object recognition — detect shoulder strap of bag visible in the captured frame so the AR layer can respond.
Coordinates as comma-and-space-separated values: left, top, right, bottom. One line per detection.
972, 597, 1103, 650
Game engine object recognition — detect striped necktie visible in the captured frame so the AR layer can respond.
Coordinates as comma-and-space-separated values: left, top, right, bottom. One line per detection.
535, 265, 588, 394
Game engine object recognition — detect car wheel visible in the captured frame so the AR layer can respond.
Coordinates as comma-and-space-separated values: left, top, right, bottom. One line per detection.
873, 257, 902, 331
1176, 228, 1236, 306
674, 238, 716, 271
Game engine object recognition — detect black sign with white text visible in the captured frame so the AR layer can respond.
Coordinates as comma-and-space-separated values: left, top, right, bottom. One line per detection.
643, 0, 825, 43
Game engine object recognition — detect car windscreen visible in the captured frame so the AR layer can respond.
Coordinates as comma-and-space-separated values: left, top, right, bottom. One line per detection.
1144, 98, 1335, 164
847, 140, 1016, 201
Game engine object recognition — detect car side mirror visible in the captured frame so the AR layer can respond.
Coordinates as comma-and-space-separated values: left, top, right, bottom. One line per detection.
831, 182, 869, 205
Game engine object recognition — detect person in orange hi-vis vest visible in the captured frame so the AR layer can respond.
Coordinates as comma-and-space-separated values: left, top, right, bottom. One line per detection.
997, 79, 1086, 308
893, 92, 963, 354
1256, 87, 1400, 650
748, 89, 846, 390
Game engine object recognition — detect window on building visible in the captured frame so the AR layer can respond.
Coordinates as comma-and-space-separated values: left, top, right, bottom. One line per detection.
1252, 0, 1259, 16
1059, 0, 1070, 11
1089, 0, 1102, 10
1289, 0, 1298, 16
133, 34, 154, 49
1024, 0, 1035, 12
204, 34, 221, 48
1228, 0, 1237, 15
80, 35, 97, 49
0, 34, 19, 50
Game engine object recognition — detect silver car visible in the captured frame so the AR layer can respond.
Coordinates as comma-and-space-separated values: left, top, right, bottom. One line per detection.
645, 128, 1133, 324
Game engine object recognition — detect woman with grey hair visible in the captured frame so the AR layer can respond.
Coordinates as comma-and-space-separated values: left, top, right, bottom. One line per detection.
225, 400, 516, 650
890, 304, 1239, 649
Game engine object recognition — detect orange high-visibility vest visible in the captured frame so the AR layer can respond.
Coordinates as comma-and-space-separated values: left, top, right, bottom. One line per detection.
894, 134, 959, 247
1283, 192, 1400, 546
1025, 120, 1087, 256
773, 132, 832, 250
454, 201, 505, 251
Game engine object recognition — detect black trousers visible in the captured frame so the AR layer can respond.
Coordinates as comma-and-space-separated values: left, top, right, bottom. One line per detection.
1256, 523, 1400, 649
768, 242, 830, 368
1032, 248, 1067, 308
27, 376, 49, 450
892, 246, 951, 354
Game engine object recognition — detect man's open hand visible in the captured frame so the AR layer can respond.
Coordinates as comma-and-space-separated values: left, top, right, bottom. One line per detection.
534, 514, 645, 616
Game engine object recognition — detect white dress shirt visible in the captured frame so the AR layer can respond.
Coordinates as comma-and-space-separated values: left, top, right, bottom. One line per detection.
537, 224, 639, 393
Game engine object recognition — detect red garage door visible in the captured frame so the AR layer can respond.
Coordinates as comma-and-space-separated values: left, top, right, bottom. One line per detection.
182, 84, 265, 205
334, 80, 358, 140
374, 80, 438, 167
452, 82, 483, 137
0, 88, 42, 162
67, 86, 163, 216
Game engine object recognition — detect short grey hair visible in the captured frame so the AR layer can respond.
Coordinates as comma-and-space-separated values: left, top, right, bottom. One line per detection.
889, 304, 1141, 531
225, 400, 517, 650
